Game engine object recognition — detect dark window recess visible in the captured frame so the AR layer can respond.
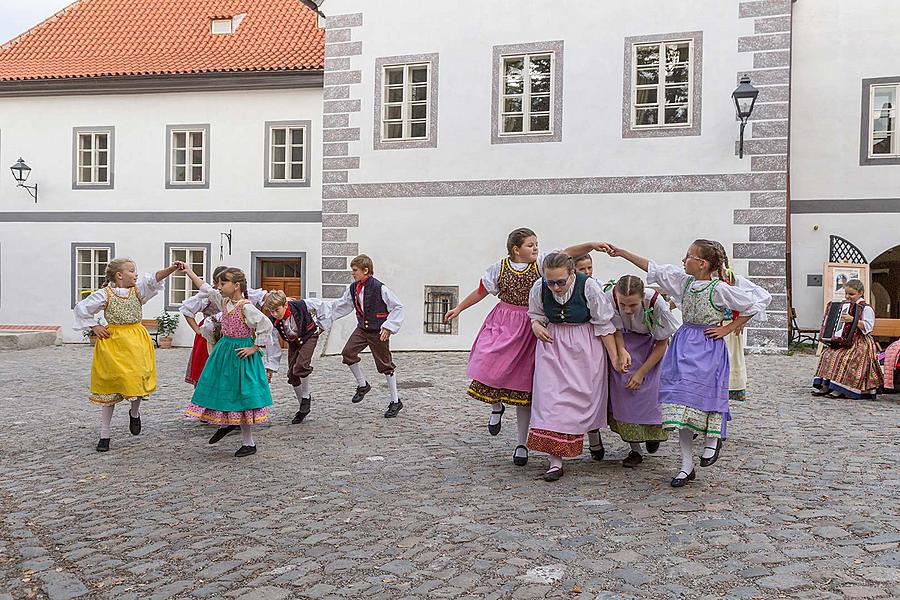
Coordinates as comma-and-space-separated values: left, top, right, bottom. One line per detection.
424, 286, 458, 335
262, 260, 301, 278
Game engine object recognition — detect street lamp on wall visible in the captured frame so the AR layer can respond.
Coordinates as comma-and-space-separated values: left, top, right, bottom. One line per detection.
732, 76, 760, 159
9, 158, 38, 203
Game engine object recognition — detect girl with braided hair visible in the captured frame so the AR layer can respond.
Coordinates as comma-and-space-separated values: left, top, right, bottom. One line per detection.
604, 239, 769, 487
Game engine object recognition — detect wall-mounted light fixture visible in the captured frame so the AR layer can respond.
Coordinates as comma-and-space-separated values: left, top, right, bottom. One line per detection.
732, 76, 760, 159
9, 158, 38, 202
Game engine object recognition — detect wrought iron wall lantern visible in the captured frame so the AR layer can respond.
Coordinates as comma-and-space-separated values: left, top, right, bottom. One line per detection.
732, 76, 760, 159
9, 158, 38, 202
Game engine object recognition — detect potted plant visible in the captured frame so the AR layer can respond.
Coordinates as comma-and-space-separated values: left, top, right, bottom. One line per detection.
156, 312, 179, 349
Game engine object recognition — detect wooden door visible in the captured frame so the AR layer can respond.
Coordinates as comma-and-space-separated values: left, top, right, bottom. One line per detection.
259, 259, 302, 298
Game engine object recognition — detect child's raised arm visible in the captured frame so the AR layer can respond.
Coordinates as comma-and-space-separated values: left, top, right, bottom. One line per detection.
607, 245, 650, 272
181, 266, 206, 290
156, 261, 185, 282
563, 241, 613, 259
445, 287, 488, 322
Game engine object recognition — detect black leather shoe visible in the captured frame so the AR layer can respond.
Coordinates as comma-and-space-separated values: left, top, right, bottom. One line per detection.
487, 405, 505, 436
646, 441, 660, 454
96, 438, 110, 452
351, 382, 371, 403
670, 469, 696, 487
293, 397, 311, 424
128, 410, 142, 436
543, 467, 564, 482
589, 443, 605, 462
208, 425, 238, 444
811, 389, 829, 397
700, 438, 723, 467
384, 400, 403, 418
234, 445, 257, 457
513, 445, 528, 466
622, 451, 643, 468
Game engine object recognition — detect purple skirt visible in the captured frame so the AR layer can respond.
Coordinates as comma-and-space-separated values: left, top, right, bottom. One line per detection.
659, 323, 730, 426
609, 331, 663, 425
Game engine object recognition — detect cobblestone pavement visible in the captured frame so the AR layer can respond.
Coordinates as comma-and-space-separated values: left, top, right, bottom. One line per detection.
0, 345, 898, 600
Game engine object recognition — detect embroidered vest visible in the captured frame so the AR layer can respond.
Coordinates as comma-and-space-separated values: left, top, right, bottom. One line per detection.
497, 258, 540, 306
272, 299, 317, 342
220, 300, 253, 338
103, 287, 143, 325
350, 277, 390, 332
681, 277, 725, 325
543, 272, 591, 324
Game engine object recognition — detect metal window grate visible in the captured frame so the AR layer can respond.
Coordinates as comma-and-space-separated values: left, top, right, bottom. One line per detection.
424, 286, 458, 334
829, 235, 867, 264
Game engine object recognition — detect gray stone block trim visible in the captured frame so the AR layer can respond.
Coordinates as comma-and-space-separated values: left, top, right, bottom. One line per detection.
734, 208, 786, 225
264, 120, 312, 188
323, 157, 360, 170
322, 228, 348, 242
751, 121, 788, 138
322, 257, 347, 270
739, 0, 791, 19
750, 192, 787, 207
754, 15, 791, 33
325, 41, 363, 58
323, 171, 349, 183
622, 31, 703, 139
737, 68, 789, 86
323, 143, 349, 157
767, 294, 788, 312
1, 211, 322, 223
742, 102, 789, 121
325, 57, 352, 71
323, 172, 785, 199
71, 126, 115, 190
323, 114, 350, 128
323, 270, 354, 284
322, 199, 348, 213
323, 284, 346, 299
738, 33, 791, 53
323, 213, 359, 228
757, 85, 790, 103
734, 138, 789, 155
749, 225, 787, 242
790, 198, 900, 213
491, 40, 564, 145
324, 70, 361, 86
733, 242, 786, 259
322, 242, 359, 256
324, 99, 361, 114
748, 260, 786, 276
325, 28, 352, 44
374, 53, 440, 150
750, 276, 788, 294
753, 50, 790, 69
324, 128, 361, 143
751, 155, 787, 172
859, 76, 900, 166
746, 328, 789, 350
326, 13, 363, 29
324, 85, 350, 100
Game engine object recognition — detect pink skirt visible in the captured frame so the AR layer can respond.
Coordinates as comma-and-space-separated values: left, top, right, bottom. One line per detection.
466, 302, 537, 395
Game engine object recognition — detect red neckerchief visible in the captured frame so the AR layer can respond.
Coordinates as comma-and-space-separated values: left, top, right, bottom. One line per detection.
354, 276, 369, 316
274, 303, 292, 327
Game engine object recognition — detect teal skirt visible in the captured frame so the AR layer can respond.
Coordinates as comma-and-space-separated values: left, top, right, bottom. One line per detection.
188, 336, 272, 413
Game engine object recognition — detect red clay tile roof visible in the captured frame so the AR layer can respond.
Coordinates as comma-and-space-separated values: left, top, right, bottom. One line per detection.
0, 0, 324, 81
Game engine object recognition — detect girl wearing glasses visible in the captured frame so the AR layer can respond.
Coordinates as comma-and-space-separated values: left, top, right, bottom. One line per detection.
606, 275, 681, 468
445, 228, 607, 467
526, 252, 619, 481
605, 240, 769, 487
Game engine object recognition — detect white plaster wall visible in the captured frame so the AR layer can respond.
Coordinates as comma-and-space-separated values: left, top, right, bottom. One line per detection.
0, 222, 321, 346
0, 88, 323, 211
332, 0, 753, 183
323, 191, 749, 354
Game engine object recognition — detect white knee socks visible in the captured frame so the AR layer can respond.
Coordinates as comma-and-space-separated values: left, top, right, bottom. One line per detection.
515, 406, 531, 446
299, 377, 311, 399
385, 374, 399, 403
240, 424, 255, 447
679, 428, 695, 474
349, 363, 366, 386
100, 405, 114, 438
488, 402, 504, 426
129, 398, 142, 418
702, 436, 719, 459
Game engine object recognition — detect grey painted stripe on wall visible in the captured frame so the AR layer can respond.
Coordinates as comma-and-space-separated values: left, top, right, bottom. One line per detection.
791, 198, 900, 214
323, 173, 786, 199
0, 211, 322, 223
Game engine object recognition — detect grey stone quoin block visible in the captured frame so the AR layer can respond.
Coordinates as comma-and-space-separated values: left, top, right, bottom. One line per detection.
733, 242, 786, 259
322, 171, 349, 184
750, 192, 787, 208
748, 260, 786, 276
739, 0, 791, 19
750, 225, 787, 242
322, 199, 348, 213
322, 256, 347, 270
734, 208, 786, 225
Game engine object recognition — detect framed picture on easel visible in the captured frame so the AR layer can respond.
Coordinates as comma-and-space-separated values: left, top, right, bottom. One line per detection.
816, 263, 871, 355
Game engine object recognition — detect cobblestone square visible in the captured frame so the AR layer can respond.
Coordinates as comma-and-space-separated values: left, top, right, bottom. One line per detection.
0, 346, 898, 599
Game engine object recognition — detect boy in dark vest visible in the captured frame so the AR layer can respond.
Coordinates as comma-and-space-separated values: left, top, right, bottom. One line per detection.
329, 254, 406, 418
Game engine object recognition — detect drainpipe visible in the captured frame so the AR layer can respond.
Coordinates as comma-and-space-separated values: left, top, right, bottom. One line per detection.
785, 0, 797, 344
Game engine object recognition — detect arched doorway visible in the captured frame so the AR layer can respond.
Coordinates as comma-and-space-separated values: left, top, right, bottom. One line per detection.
871, 245, 900, 319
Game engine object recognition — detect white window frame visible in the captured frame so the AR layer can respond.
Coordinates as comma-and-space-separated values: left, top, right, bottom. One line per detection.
631, 39, 694, 129
868, 83, 899, 159
498, 52, 554, 137
167, 246, 207, 307
75, 246, 111, 304
381, 63, 432, 142
76, 132, 110, 185
268, 124, 307, 183
166, 125, 209, 188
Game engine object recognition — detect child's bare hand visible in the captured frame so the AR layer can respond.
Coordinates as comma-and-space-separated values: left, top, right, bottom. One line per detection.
532, 322, 553, 343
704, 324, 731, 339
593, 241, 613, 254
92, 325, 110, 339
265, 369, 273, 382
618, 350, 632, 372
840, 314, 853, 323
444, 307, 462, 322
379, 328, 391, 342
236, 345, 258, 358
625, 371, 645, 390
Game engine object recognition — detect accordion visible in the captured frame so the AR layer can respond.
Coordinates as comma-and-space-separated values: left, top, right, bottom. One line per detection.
819, 300, 860, 348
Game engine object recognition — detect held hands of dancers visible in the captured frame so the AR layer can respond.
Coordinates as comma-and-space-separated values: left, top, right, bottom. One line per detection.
617, 349, 633, 373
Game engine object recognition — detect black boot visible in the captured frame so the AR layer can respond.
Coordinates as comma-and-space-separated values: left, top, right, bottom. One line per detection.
96, 438, 110, 452
351, 382, 371, 403
293, 397, 311, 424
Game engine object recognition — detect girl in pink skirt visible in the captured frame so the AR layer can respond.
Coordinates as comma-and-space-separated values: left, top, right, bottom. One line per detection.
445, 228, 605, 466
526, 253, 619, 481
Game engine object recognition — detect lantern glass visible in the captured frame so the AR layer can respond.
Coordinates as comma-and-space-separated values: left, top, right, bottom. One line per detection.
732, 76, 759, 120
10, 158, 31, 184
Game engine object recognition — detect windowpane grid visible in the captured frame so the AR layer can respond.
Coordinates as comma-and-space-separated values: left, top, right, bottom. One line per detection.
171, 130, 206, 183
76, 132, 111, 185
632, 41, 692, 128
75, 247, 110, 300
383, 64, 429, 141
871, 85, 898, 157
269, 126, 306, 182
500, 53, 552, 135
168, 247, 206, 306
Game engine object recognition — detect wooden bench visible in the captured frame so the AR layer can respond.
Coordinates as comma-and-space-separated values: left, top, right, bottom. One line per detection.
141, 319, 160, 348
873, 318, 900, 339
790, 308, 819, 345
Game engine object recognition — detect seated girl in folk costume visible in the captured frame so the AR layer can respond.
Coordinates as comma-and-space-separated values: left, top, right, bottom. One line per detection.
812, 279, 883, 399
444, 228, 611, 467
526, 253, 620, 481
606, 275, 681, 468
73, 258, 184, 452
182, 267, 274, 457
606, 239, 770, 488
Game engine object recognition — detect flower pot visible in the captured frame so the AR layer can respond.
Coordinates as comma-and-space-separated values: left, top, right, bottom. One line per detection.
159, 336, 174, 349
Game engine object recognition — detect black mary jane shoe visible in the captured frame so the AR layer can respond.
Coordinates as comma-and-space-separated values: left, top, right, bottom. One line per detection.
512, 445, 529, 467
234, 445, 257, 457
293, 397, 311, 424
622, 451, 644, 468
589, 443, 605, 462
543, 467, 564, 482
208, 425, 238, 445
699, 438, 723, 467
96, 438, 110, 452
384, 400, 404, 418
811, 389, 829, 397
128, 410, 142, 436
351, 382, 371, 404
670, 469, 696, 487
487, 405, 505, 436
645, 441, 660, 454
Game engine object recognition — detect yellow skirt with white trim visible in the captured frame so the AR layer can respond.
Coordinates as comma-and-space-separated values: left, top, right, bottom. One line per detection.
89, 323, 157, 405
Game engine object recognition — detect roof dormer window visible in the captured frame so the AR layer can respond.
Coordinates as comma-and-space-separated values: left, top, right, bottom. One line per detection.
210, 13, 246, 35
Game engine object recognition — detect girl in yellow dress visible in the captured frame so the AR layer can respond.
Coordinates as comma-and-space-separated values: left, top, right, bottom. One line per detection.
74, 258, 183, 452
